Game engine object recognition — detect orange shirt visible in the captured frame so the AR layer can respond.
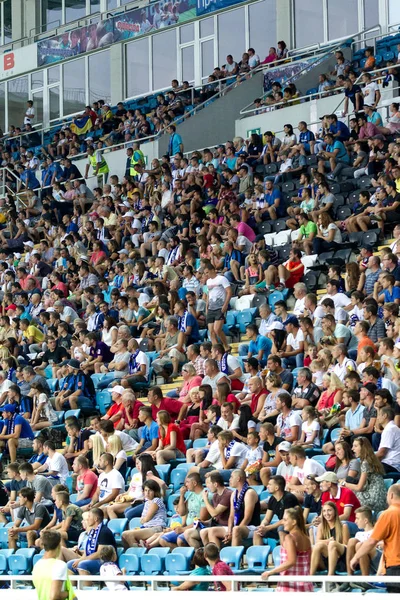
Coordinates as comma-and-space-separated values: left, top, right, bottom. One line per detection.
357, 336, 376, 352
372, 505, 400, 568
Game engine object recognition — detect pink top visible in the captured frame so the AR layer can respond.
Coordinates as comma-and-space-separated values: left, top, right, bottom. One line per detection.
212, 560, 234, 591
236, 222, 256, 242
179, 375, 203, 402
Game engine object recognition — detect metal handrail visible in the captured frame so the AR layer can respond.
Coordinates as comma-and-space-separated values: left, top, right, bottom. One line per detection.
239, 47, 343, 117
0, 572, 397, 593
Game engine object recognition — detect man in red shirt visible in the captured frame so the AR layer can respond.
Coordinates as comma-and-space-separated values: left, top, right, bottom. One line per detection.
72, 455, 98, 507
118, 391, 144, 440
265, 248, 304, 291
147, 386, 182, 421
102, 386, 125, 426
204, 542, 234, 591
316, 471, 360, 521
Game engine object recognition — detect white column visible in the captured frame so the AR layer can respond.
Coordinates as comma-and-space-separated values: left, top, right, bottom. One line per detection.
276, 0, 293, 48
110, 43, 124, 105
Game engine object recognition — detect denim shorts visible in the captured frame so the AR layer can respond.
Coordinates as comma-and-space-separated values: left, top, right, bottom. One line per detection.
67, 558, 102, 575
161, 531, 187, 545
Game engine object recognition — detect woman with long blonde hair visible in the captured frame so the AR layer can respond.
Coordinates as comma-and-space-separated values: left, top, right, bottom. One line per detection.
106, 434, 127, 478
310, 501, 349, 577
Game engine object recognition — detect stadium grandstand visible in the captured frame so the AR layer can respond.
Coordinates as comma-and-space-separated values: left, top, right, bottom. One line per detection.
0, 0, 399, 597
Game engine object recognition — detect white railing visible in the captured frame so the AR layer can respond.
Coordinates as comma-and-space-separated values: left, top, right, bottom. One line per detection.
0, 573, 395, 593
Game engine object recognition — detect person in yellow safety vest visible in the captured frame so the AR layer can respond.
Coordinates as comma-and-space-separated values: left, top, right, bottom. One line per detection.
85, 144, 109, 183
130, 141, 145, 178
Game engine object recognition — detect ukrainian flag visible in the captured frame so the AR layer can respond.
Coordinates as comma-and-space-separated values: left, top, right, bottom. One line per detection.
71, 115, 92, 135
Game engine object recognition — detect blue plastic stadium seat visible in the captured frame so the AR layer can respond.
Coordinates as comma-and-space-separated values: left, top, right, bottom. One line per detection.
170, 469, 186, 491
95, 391, 112, 414
108, 518, 128, 544
155, 464, 171, 483
312, 454, 330, 467
119, 552, 140, 575
0, 529, 8, 549
220, 546, 244, 572
193, 438, 208, 449
125, 547, 147, 558
272, 545, 281, 566
129, 517, 142, 529
245, 545, 271, 573
65, 409, 81, 420
164, 552, 191, 574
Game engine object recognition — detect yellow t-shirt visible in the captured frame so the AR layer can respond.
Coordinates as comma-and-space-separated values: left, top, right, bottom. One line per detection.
25, 325, 45, 343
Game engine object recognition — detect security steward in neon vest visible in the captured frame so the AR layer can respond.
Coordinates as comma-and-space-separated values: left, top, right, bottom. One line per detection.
130, 142, 145, 178
85, 145, 109, 180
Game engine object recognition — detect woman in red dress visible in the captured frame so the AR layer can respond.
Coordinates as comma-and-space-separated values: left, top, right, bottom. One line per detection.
262, 506, 314, 592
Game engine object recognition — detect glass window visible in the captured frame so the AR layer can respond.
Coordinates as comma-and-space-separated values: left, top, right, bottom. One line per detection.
180, 23, 194, 44
89, 50, 111, 104
90, 0, 100, 14
327, 0, 358, 40
181, 45, 194, 83
294, 0, 324, 47
389, 0, 400, 26
3, 0, 11, 44
152, 30, 177, 90
65, 0, 86, 24
126, 38, 150, 98
7, 76, 28, 130
32, 90, 44, 125
48, 66, 60, 84
107, 0, 118, 9
31, 71, 44, 90
200, 17, 214, 38
218, 8, 245, 66
364, 0, 379, 29
43, 0, 62, 31
49, 86, 60, 121
63, 58, 85, 116
201, 39, 214, 79
249, 1, 276, 59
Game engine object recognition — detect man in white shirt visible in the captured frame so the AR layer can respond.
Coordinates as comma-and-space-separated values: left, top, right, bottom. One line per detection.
320, 280, 352, 309
332, 344, 357, 381
287, 446, 326, 498
98, 419, 138, 454
218, 430, 248, 469
376, 406, 400, 473
362, 72, 380, 108
84, 452, 125, 510
24, 100, 35, 126
204, 262, 232, 349
281, 316, 305, 369
37, 441, 69, 484
293, 282, 307, 316
53, 300, 79, 324
217, 403, 240, 431
248, 47, 260, 68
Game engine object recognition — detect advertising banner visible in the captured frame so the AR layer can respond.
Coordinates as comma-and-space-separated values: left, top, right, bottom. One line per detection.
0, 47, 38, 80
196, 0, 245, 17
263, 54, 327, 92
37, 0, 197, 67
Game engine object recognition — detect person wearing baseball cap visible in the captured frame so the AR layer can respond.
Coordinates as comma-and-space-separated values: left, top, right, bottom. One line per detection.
101, 385, 127, 428
316, 471, 360, 521
0, 403, 34, 462
280, 315, 304, 370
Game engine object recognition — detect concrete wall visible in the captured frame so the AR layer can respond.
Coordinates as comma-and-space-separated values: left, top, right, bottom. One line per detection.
71, 140, 161, 189
235, 94, 345, 138
157, 72, 265, 155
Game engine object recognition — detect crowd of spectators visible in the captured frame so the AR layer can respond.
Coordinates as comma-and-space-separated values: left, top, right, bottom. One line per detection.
0, 35, 400, 596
